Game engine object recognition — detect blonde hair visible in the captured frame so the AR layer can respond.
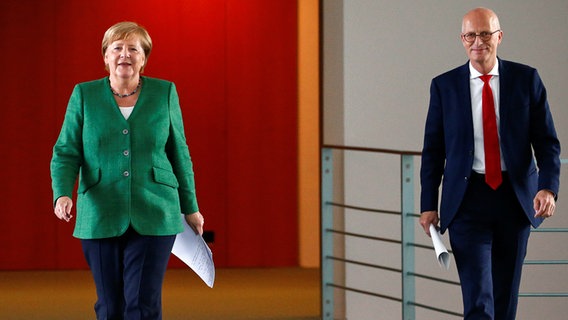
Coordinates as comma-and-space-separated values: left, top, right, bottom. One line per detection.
102, 22, 152, 71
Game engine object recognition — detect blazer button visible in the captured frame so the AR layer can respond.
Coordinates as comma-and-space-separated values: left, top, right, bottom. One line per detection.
123, 150, 130, 156
123, 171, 130, 177
122, 129, 129, 135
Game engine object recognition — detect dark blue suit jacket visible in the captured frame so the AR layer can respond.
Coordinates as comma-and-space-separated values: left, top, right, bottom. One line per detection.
420, 59, 561, 232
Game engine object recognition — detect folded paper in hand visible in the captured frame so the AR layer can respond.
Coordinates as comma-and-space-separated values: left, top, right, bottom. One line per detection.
429, 224, 450, 270
171, 215, 215, 288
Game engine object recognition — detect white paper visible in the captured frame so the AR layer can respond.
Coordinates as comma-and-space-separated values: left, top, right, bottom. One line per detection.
429, 224, 450, 270
172, 216, 215, 288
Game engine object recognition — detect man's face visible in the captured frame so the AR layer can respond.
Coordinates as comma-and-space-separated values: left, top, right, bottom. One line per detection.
461, 12, 502, 68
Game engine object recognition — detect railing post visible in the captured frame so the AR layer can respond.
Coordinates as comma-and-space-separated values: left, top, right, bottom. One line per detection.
401, 154, 416, 320
321, 148, 335, 320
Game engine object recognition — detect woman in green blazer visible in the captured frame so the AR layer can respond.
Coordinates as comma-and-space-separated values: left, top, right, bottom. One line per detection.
50, 22, 204, 319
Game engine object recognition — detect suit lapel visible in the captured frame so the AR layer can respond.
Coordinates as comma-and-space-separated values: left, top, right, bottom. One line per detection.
126, 76, 147, 122
101, 76, 148, 123
497, 59, 510, 131
457, 63, 474, 144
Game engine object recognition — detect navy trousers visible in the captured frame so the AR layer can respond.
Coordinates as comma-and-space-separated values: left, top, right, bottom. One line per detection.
449, 172, 531, 320
81, 227, 176, 320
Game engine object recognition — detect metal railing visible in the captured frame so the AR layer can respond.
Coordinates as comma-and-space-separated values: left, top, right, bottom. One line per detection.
321, 146, 568, 319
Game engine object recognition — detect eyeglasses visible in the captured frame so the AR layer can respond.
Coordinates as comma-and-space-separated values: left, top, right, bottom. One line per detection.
461, 30, 501, 43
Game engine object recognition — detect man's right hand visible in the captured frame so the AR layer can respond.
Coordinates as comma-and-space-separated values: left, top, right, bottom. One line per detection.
419, 210, 439, 237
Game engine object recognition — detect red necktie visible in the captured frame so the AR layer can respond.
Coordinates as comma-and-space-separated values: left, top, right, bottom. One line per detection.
480, 74, 502, 190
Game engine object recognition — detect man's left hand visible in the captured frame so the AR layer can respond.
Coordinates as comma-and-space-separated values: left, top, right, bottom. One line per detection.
534, 190, 556, 219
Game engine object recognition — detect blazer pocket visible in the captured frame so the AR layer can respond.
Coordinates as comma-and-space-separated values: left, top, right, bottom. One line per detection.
152, 167, 179, 188
78, 168, 101, 194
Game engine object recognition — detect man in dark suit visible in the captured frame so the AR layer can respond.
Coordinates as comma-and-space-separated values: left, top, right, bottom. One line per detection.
419, 7, 561, 320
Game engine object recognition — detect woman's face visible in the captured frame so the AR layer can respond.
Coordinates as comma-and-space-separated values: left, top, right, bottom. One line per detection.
104, 36, 146, 79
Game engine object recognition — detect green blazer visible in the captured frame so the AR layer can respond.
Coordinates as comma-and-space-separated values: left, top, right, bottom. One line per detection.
51, 76, 199, 239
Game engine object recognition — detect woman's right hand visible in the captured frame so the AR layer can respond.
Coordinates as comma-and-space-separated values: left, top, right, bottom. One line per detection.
185, 211, 204, 235
54, 196, 74, 222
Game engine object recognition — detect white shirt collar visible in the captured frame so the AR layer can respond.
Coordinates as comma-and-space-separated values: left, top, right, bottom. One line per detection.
469, 60, 500, 79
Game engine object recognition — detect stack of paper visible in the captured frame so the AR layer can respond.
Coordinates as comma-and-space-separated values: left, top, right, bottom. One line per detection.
429, 224, 450, 270
172, 216, 215, 288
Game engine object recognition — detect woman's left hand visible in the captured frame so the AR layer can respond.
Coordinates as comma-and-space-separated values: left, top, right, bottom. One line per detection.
185, 211, 204, 235
54, 196, 74, 222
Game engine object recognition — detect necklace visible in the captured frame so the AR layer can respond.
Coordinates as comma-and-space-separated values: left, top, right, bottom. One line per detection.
109, 79, 141, 98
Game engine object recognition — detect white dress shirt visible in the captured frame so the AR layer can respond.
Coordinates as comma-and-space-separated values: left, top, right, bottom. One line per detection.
469, 61, 507, 174
119, 106, 135, 120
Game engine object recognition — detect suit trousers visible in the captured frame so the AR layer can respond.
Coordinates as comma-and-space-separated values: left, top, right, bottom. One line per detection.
448, 172, 531, 320
81, 226, 176, 320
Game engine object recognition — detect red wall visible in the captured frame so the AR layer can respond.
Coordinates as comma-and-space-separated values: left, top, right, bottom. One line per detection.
0, 0, 298, 269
